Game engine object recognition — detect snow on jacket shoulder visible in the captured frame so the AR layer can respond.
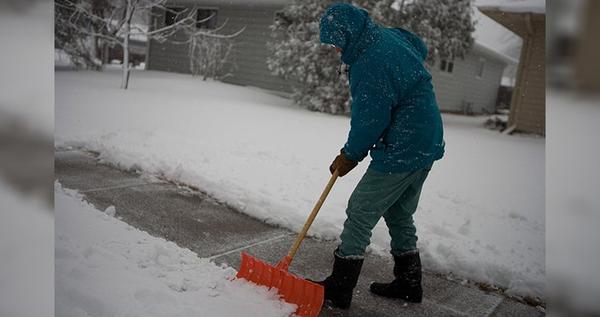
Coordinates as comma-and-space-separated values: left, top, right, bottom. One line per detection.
320, 3, 445, 173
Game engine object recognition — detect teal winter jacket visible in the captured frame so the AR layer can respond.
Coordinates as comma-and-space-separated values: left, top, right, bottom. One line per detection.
320, 3, 445, 173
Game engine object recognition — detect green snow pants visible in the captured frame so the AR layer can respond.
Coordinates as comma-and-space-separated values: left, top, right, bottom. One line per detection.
337, 164, 432, 258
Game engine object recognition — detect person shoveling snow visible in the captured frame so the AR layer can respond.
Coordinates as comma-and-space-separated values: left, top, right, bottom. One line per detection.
235, 4, 444, 315
313, 3, 445, 309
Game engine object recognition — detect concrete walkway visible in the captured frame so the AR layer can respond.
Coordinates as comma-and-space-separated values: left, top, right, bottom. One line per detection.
55, 149, 543, 317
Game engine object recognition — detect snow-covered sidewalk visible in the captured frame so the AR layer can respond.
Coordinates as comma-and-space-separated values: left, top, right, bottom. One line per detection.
55, 182, 295, 317
55, 69, 545, 299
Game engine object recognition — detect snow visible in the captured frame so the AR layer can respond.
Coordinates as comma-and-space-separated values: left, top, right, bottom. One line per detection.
473, 1, 523, 62
55, 49, 76, 69
0, 1, 53, 134
55, 69, 545, 299
546, 92, 600, 313
0, 179, 53, 317
123, 23, 149, 43
474, 41, 518, 65
478, 0, 545, 14
55, 182, 296, 317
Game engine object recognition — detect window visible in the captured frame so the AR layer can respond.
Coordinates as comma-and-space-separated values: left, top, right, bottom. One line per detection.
477, 58, 485, 78
165, 7, 185, 26
440, 59, 454, 73
196, 9, 218, 29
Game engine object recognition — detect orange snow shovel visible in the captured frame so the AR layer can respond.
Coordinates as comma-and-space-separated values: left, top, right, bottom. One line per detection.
236, 169, 340, 317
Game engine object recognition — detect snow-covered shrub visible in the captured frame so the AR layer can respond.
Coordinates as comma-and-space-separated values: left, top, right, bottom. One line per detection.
187, 17, 244, 81
267, 0, 475, 114
55, 0, 201, 89
189, 34, 235, 80
55, 0, 105, 70
267, 0, 351, 114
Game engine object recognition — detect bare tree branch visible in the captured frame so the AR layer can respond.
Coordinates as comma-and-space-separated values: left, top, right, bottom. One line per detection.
144, 10, 196, 36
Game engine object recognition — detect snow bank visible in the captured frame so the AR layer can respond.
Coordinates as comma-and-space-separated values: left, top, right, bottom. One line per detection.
55, 69, 545, 299
55, 182, 295, 317
0, 180, 53, 317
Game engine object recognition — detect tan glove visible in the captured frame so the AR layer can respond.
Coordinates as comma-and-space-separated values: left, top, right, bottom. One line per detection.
329, 150, 358, 177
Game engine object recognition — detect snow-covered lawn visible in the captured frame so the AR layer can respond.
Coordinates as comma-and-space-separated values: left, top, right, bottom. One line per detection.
55, 182, 295, 317
55, 69, 545, 299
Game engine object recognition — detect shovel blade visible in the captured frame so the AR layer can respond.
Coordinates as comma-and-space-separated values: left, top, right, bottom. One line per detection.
236, 252, 324, 317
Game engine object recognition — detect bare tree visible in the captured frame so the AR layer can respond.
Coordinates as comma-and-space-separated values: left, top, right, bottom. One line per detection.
56, 0, 194, 89
56, 0, 247, 88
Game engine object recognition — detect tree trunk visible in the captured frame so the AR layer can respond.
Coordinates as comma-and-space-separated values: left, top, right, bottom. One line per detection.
91, 35, 99, 70
101, 41, 110, 66
121, 35, 130, 89
121, 0, 132, 89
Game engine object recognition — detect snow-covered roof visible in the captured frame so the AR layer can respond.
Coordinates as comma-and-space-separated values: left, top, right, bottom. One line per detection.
474, 41, 518, 65
477, 0, 545, 14
473, 6, 522, 61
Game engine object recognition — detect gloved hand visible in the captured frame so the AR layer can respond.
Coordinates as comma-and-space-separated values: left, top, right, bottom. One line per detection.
329, 149, 358, 177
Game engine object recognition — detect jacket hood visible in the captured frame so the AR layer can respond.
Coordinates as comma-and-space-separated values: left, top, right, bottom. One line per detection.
319, 3, 378, 65
391, 27, 428, 61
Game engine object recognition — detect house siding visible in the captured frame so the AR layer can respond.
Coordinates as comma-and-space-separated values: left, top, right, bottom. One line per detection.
480, 10, 545, 135
430, 47, 506, 114
510, 17, 545, 135
147, 2, 292, 93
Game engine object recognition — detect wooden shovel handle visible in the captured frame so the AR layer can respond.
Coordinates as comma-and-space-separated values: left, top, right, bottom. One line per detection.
286, 169, 339, 259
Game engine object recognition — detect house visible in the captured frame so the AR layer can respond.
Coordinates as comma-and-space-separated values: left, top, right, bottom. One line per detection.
147, 0, 515, 115
428, 42, 515, 114
478, 0, 545, 135
146, 1, 288, 92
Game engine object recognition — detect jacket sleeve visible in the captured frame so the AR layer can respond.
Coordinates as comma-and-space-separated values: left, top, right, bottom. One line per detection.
343, 76, 395, 162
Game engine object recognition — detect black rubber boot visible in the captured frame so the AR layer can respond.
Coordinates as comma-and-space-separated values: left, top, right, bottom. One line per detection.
312, 251, 364, 309
370, 250, 423, 303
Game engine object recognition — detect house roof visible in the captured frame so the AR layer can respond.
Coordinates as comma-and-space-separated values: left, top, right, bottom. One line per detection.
477, 0, 545, 14
473, 41, 518, 65
477, 0, 545, 38
473, 6, 522, 61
